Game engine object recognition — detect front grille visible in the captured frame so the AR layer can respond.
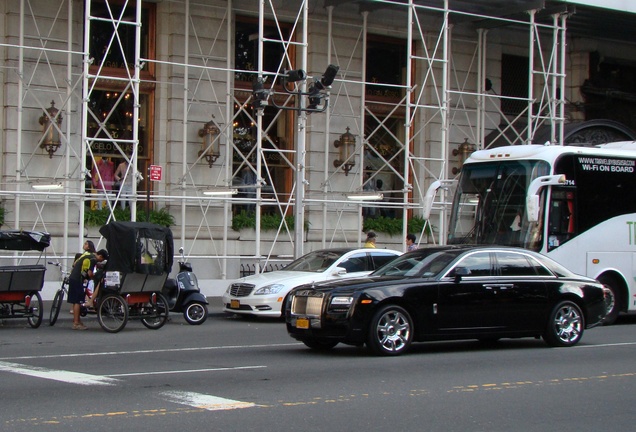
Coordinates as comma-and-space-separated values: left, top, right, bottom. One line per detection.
229, 283, 255, 297
291, 290, 324, 316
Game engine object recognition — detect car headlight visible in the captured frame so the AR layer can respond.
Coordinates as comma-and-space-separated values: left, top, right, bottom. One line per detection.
330, 296, 353, 306
254, 284, 285, 295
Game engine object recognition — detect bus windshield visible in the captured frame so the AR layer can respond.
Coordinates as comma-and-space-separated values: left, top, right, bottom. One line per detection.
448, 160, 550, 251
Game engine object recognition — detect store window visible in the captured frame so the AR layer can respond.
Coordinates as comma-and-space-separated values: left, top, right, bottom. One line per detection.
86, 0, 156, 200
363, 114, 404, 220
233, 17, 294, 215
366, 36, 407, 100
501, 54, 529, 116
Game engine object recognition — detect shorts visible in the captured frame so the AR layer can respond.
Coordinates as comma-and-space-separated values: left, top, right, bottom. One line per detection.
67, 278, 85, 304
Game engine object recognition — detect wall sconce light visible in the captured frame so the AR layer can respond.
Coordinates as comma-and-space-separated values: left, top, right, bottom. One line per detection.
333, 127, 356, 176
452, 138, 476, 175
198, 119, 221, 167
38, 100, 63, 158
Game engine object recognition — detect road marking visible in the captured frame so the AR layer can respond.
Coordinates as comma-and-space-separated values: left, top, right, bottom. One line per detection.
0, 342, 300, 361
575, 341, 636, 348
0, 361, 118, 386
105, 365, 266, 378
160, 391, 257, 411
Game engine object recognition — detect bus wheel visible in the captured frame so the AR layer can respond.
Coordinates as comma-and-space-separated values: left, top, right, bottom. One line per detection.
598, 274, 622, 326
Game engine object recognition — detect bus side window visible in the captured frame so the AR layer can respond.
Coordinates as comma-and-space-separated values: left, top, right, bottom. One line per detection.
548, 190, 575, 250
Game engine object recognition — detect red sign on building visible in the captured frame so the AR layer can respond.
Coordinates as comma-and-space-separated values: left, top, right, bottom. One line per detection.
149, 165, 162, 182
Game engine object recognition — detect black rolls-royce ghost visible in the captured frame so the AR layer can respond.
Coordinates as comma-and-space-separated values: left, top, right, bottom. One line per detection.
285, 245, 608, 356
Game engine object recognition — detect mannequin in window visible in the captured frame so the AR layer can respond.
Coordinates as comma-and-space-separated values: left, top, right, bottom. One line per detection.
114, 159, 140, 210
241, 165, 257, 213
92, 157, 115, 210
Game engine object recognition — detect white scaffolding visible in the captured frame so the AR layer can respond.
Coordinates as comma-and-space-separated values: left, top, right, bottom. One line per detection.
1, 0, 568, 276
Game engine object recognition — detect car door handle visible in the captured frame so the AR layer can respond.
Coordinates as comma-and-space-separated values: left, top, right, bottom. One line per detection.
483, 284, 514, 290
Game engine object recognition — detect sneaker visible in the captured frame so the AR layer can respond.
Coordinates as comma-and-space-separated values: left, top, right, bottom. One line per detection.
72, 323, 88, 330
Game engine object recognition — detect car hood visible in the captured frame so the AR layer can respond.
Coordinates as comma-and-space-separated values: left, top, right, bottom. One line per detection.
236, 270, 333, 288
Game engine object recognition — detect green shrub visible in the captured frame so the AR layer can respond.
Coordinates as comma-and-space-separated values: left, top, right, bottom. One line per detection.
231, 210, 306, 232
363, 215, 435, 237
84, 206, 175, 227
0, 204, 5, 227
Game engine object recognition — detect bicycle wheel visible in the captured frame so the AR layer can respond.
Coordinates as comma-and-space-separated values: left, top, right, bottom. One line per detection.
141, 292, 169, 330
27, 292, 43, 328
97, 293, 128, 333
48, 287, 65, 326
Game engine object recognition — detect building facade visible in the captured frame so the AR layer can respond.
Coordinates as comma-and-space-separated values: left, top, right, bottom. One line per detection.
2, 0, 636, 288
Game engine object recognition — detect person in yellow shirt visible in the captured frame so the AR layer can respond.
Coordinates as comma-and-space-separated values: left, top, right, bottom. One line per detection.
364, 231, 377, 248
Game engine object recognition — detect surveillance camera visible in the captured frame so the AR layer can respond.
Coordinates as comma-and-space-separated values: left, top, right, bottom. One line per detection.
320, 64, 339, 87
285, 69, 306, 83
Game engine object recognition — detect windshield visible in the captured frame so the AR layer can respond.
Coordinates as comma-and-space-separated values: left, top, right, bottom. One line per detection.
448, 160, 549, 251
373, 249, 462, 278
283, 250, 342, 272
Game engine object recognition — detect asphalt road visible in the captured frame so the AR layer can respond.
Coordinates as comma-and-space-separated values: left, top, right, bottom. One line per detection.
1, 299, 635, 432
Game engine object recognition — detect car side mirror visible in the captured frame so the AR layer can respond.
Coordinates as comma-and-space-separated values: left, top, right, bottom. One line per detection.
334, 266, 347, 276
453, 266, 471, 283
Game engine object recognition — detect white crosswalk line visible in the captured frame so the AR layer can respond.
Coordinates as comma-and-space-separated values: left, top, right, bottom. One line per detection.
0, 361, 118, 386
161, 391, 257, 411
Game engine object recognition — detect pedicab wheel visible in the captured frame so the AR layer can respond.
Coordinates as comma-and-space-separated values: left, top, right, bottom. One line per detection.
27, 291, 43, 328
141, 292, 169, 330
184, 302, 208, 325
49, 289, 65, 326
98, 293, 128, 333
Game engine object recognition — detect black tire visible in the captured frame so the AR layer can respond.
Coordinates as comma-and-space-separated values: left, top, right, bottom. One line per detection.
48, 288, 65, 326
27, 292, 43, 328
367, 304, 413, 356
141, 292, 169, 330
543, 301, 584, 347
98, 294, 128, 333
598, 274, 622, 326
184, 302, 208, 325
302, 338, 339, 351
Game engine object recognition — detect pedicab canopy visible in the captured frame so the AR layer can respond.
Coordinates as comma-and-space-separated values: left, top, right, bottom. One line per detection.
0, 230, 51, 251
99, 221, 173, 275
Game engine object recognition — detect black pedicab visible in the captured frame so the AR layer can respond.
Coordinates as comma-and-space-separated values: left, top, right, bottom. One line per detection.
97, 221, 173, 333
0, 230, 51, 328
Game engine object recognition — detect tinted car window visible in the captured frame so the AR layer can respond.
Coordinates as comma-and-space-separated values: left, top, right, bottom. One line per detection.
451, 252, 491, 277
339, 254, 368, 273
497, 251, 541, 276
284, 250, 341, 272
370, 252, 400, 269
375, 250, 459, 277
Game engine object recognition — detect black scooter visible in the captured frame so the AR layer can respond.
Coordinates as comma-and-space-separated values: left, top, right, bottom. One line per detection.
162, 247, 209, 325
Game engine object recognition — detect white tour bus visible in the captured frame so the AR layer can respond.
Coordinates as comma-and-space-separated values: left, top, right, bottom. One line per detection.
442, 141, 636, 324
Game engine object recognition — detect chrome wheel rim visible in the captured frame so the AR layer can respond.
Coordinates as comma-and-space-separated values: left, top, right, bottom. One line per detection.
554, 305, 582, 344
375, 310, 410, 353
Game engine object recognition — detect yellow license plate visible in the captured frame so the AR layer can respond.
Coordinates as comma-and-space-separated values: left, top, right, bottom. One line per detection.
230, 299, 240, 309
296, 318, 309, 329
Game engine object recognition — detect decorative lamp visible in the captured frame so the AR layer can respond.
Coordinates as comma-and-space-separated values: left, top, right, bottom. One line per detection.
39, 100, 63, 158
452, 138, 476, 174
333, 127, 356, 176
198, 119, 221, 167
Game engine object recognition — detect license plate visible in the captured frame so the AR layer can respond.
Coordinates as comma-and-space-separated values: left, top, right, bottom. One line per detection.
230, 299, 240, 309
296, 318, 309, 329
